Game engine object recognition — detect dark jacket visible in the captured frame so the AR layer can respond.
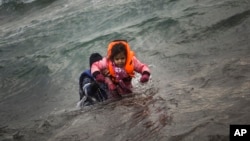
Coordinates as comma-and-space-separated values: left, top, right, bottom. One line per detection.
79, 70, 107, 106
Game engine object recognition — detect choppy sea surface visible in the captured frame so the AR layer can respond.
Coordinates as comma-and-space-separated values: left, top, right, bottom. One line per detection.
0, 0, 250, 140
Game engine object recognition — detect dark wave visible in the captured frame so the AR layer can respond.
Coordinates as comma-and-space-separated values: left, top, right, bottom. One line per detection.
60, 16, 179, 55
209, 9, 250, 31
0, 0, 57, 24
0, 0, 250, 140
0, 0, 57, 11
177, 9, 250, 43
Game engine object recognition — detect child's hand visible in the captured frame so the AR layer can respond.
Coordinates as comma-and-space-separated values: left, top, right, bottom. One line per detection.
95, 73, 105, 82
140, 73, 150, 83
102, 69, 110, 77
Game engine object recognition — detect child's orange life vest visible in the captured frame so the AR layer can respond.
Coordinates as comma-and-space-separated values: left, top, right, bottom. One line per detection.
107, 40, 135, 79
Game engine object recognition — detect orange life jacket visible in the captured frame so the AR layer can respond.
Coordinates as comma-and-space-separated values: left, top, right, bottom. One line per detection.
107, 40, 135, 79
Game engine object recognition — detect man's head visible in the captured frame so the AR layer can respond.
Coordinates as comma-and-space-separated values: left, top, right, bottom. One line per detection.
89, 53, 102, 68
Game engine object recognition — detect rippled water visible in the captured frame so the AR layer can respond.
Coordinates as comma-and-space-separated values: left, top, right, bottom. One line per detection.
0, 0, 250, 140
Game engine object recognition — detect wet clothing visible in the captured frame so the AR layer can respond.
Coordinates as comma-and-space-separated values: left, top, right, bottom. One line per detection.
78, 70, 108, 106
91, 56, 150, 94
91, 40, 150, 95
91, 40, 150, 97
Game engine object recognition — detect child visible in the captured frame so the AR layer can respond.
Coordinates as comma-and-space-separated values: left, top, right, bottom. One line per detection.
91, 40, 150, 99
77, 53, 108, 107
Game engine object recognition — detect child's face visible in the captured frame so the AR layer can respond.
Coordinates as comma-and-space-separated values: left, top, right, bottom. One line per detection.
113, 52, 126, 68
